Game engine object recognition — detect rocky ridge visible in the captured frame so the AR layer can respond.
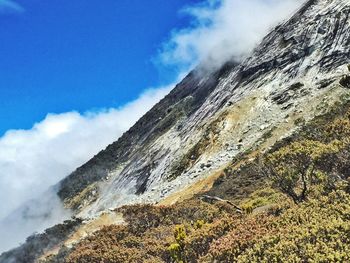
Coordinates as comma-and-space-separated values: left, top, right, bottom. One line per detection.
59, 0, 350, 219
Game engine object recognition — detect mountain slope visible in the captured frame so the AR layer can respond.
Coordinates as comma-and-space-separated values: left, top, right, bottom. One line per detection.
57, 62, 238, 211
1, 0, 350, 261
58, 0, 350, 219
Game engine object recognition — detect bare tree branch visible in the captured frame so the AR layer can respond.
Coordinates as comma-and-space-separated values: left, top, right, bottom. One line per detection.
200, 195, 243, 213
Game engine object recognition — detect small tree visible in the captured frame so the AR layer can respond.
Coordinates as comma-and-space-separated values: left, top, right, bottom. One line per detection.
262, 140, 341, 204
168, 225, 187, 263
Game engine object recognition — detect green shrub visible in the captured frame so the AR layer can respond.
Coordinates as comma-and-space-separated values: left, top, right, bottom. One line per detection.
193, 220, 205, 230
240, 187, 280, 211
237, 190, 350, 262
263, 140, 341, 203
168, 243, 183, 263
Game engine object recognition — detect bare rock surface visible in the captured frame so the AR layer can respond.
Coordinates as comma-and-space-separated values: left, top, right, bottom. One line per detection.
66, 0, 350, 219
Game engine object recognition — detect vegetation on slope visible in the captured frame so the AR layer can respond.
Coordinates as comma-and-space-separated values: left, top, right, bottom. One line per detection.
0, 219, 82, 263
38, 97, 350, 262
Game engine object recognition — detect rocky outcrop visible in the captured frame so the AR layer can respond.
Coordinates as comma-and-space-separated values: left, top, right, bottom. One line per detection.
57, 61, 238, 205
60, 0, 349, 219
53, 0, 350, 218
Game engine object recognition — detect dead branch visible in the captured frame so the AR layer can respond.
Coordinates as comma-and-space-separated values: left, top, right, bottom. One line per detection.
200, 195, 242, 213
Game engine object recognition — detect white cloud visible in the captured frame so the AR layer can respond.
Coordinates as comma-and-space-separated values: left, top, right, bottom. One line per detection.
0, 86, 172, 253
0, 86, 171, 222
158, 0, 305, 72
0, 0, 24, 13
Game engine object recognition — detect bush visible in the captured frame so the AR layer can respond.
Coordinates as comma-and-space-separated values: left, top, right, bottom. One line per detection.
240, 187, 281, 211
263, 140, 341, 203
204, 215, 275, 262
237, 190, 350, 262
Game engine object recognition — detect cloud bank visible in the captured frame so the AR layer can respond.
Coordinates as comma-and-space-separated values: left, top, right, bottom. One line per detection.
0, 87, 171, 222
158, 0, 305, 72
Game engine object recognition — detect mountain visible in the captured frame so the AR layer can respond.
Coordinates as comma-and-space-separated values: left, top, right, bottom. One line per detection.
58, 0, 350, 217
1, 0, 350, 262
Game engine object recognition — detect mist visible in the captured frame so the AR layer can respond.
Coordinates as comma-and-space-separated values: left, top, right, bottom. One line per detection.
0, 86, 171, 253
0, 189, 71, 253
158, 0, 305, 72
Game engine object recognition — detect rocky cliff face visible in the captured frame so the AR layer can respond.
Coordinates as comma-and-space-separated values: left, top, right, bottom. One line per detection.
56, 0, 350, 219
57, 62, 238, 212
2, 0, 350, 260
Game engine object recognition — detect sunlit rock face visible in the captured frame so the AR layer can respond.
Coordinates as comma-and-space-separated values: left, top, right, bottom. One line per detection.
54, 0, 350, 219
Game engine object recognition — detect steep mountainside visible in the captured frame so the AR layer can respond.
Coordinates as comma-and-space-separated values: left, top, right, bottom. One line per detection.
1, 0, 350, 262
58, 0, 350, 219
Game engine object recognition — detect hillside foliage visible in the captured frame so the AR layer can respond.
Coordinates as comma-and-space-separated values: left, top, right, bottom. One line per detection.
42, 104, 350, 263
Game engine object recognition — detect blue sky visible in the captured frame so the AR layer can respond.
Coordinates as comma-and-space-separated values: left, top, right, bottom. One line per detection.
0, 0, 200, 135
